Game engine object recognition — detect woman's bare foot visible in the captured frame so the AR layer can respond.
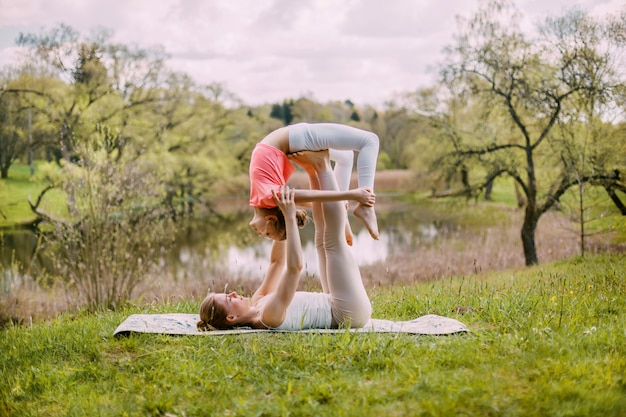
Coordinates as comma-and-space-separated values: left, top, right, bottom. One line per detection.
353, 203, 379, 240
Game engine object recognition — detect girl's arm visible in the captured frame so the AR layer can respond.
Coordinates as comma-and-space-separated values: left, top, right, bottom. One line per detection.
260, 186, 304, 327
293, 187, 375, 206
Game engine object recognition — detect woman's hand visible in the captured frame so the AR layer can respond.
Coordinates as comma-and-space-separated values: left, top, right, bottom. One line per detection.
272, 185, 297, 218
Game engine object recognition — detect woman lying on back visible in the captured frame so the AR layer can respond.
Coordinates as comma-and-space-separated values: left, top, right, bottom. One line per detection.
198, 150, 372, 331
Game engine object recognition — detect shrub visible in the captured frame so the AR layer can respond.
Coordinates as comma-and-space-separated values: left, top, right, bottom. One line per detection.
43, 142, 174, 311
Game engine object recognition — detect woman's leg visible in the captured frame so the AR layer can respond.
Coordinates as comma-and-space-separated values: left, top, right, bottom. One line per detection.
296, 156, 330, 293
329, 149, 354, 246
290, 151, 371, 327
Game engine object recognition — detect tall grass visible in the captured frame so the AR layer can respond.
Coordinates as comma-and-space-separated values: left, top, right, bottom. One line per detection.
1, 254, 624, 416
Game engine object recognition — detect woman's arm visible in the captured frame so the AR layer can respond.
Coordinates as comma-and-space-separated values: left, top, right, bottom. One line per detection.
260, 186, 304, 327
251, 240, 285, 303
293, 187, 375, 206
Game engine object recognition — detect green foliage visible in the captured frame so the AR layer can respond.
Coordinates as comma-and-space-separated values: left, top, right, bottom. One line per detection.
422, 0, 626, 265
41, 137, 175, 310
1, 255, 624, 416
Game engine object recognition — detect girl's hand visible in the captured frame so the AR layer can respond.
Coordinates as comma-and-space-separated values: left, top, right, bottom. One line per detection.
353, 187, 376, 207
272, 185, 297, 217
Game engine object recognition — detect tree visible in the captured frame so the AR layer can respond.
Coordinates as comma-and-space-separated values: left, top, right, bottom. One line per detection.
0, 86, 29, 179
38, 133, 175, 310
555, 92, 626, 256
269, 99, 294, 125
370, 100, 429, 169
16, 25, 167, 164
435, 0, 625, 265
0, 68, 52, 178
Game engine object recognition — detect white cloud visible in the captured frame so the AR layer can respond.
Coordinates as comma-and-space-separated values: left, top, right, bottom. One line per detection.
0, 0, 622, 106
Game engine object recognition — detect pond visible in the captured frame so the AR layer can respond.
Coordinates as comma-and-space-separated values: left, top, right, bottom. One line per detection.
0, 195, 454, 284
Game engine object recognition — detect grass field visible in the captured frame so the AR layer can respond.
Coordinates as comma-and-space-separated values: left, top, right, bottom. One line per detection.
1, 254, 624, 416
1, 163, 626, 416
0, 163, 66, 228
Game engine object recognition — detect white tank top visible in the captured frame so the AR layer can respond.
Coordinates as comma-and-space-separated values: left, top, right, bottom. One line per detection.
275, 292, 333, 330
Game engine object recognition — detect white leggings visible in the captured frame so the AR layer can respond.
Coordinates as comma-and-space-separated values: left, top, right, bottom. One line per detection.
288, 123, 379, 191
309, 166, 372, 327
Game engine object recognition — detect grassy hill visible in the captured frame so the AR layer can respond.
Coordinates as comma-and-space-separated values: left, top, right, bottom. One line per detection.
1, 254, 624, 416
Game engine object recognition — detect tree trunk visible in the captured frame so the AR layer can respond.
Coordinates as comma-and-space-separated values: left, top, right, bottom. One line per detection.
521, 206, 539, 266
514, 181, 526, 208
605, 186, 626, 215
485, 176, 493, 201
461, 167, 471, 197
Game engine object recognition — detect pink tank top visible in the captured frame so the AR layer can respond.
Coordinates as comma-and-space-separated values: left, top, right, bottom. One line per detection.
249, 143, 296, 208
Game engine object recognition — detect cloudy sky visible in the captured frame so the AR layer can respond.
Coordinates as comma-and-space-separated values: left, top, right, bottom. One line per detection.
0, 0, 623, 106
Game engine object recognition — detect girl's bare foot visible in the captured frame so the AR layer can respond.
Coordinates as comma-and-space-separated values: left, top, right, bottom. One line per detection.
353, 203, 379, 240
288, 150, 331, 172
289, 149, 369, 244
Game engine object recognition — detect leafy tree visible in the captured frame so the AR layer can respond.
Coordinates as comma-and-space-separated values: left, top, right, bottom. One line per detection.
16, 24, 167, 164
0, 85, 30, 179
0, 68, 52, 178
145, 75, 241, 218
290, 97, 334, 122
37, 132, 174, 310
269, 100, 294, 125
269, 103, 284, 122
370, 101, 429, 169
435, 0, 625, 265
555, 92, 626, 255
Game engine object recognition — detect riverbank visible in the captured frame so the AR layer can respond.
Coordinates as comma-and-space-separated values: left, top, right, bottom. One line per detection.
2, 165, 625, 325
2, 254, 624, 416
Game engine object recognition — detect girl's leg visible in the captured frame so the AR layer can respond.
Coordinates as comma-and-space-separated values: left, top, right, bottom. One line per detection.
289, 123, 379, 190
289, 123, 379, 240
329, 148, 353, 192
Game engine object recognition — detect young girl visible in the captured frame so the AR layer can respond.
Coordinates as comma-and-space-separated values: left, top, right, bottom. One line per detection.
198, 150, 372, 331
248, 123, 380, 242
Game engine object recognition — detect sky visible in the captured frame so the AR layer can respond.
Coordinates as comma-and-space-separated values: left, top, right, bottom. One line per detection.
0, 0, 623, 107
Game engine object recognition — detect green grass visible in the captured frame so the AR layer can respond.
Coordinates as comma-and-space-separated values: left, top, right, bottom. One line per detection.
1, 254, 624, 417
0, 163, 66, 227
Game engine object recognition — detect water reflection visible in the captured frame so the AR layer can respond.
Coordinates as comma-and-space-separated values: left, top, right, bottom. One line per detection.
216, 228, 391, 279
1, 197, 451, 282
172, 198, 448, 280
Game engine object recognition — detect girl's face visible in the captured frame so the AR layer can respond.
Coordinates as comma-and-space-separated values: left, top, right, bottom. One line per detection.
249, 213, 284, 241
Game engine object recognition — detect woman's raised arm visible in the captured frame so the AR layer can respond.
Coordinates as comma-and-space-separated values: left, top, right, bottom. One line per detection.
259, 186, 304, 327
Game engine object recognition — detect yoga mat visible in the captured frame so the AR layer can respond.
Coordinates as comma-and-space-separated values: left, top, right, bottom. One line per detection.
114, 313, 469, 337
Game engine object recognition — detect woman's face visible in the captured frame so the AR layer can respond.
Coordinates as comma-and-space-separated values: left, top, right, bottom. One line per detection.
215, 291, 250, 320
